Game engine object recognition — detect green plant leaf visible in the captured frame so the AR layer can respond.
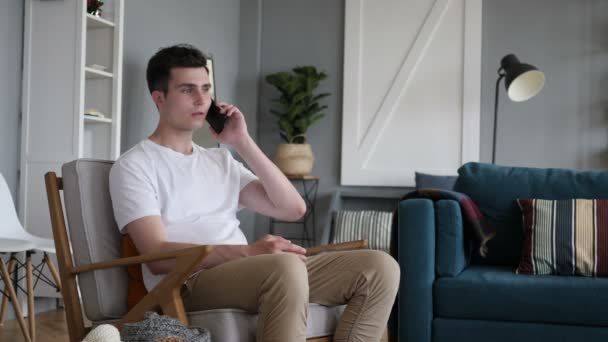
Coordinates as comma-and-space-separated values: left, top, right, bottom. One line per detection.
279, 132, 289, 143
294, 118, 308, 130
265, 65, 331, 142
308, 113, 325, 127
279, 117, 293, 138
313, 93, 330, 102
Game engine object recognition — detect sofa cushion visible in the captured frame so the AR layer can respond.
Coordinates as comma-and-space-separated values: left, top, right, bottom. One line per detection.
435, 265, 608, 326
517, 198, 608, 276
332, 210, 393, 253
435, 200, 468, 277
454, 162, 608, 266
415, 172, 457, 190
433, 318, 608, 342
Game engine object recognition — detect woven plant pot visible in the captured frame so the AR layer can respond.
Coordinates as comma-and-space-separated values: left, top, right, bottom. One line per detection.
273, 143, 314, 176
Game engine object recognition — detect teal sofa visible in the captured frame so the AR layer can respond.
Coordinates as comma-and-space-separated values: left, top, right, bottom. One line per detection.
397, 162, 608, 342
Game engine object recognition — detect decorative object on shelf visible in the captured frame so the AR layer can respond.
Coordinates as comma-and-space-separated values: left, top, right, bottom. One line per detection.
87, 0, 104, 17
492, 54, 545, 164
84, 108, 106, 118
265, 66, 330, 176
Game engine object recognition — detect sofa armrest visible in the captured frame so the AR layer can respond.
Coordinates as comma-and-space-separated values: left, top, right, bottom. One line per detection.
435, 199, 469, 277
397, 198, 435, 342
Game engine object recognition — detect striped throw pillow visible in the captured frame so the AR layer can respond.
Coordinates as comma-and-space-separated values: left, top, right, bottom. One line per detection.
516, 199, 608, 276
332, 210, 394, 253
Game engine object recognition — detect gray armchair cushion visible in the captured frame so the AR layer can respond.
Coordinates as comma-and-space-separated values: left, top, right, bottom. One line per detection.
62, 159, 128, 320
98, 304, 345, 340
188, 304, 345, 340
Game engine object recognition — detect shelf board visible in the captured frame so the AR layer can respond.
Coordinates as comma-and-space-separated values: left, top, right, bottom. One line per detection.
84, 115, 112, 124
86, 14, 115, 29
85, 67, 113, 79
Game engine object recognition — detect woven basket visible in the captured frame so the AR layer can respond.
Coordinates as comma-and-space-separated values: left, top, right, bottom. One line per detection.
273, 143, 314, 176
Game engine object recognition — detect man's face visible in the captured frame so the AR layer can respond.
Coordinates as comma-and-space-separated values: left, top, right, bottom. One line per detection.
152, 67, 212, 132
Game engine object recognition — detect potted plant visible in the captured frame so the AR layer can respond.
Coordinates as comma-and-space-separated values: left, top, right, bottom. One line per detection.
265, 66, 330, 176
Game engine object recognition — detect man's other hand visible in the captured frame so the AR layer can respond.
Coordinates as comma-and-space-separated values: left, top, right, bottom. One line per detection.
248, 234, 307, 261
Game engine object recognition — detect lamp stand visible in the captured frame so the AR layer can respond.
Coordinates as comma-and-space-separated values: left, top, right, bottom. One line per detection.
491, 70, 506, 164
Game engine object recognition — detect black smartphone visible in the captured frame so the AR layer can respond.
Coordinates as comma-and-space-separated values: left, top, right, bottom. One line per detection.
206, 100, 227, 134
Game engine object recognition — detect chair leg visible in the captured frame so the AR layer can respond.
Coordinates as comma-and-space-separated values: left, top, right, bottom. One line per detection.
43, 253, 62, 292
27, 252, 36, 342
0, 253, 16, 325
0, 257, 32, 342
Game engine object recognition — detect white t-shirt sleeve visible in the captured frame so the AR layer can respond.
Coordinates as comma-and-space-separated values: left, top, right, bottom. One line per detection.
109, 158, 161, 233
221, 148, 257, 191
235, 158, 258, 191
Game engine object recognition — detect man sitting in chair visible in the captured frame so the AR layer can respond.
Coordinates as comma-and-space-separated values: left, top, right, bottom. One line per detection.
109, 44, 399, 342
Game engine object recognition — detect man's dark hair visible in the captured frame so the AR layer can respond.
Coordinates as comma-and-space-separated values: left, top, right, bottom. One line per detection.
146, 44, 208, 94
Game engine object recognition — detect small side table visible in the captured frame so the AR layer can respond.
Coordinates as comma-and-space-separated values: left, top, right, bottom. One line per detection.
269, 175, 319, 247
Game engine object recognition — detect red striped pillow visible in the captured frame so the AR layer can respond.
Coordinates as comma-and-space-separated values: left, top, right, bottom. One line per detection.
516, 199, 608, 276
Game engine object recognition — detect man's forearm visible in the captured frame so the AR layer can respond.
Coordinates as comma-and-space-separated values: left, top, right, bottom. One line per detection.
198, 245, 250, 269
148, 242, 250, 274
234, 136, 305, 216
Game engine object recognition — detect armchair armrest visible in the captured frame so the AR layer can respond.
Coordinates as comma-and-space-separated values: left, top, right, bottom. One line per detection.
70, 245, 213, 328
435, 199, 469, 277
306, 240, 367, 256
397, 198, 435, 342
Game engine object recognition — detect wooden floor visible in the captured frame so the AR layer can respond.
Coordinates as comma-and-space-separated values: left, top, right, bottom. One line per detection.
0, 309, 70, 342
0, 309, 391, 342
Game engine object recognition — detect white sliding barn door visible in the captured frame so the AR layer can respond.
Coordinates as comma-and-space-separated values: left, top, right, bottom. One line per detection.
341, 0, 481, 186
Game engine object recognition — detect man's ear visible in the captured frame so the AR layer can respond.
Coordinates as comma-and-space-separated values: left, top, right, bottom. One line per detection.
151, 90, 165, 108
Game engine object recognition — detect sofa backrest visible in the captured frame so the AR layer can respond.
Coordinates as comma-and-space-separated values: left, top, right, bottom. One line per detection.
454, 162, 608, 266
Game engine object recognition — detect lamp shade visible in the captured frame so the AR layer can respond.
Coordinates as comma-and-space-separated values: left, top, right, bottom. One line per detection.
500, 54, 545, 102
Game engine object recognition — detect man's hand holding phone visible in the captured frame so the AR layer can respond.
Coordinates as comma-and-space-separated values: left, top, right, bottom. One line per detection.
206, 100, 250, 147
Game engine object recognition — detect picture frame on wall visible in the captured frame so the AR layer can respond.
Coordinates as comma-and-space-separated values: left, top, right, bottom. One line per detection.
206, 55, 216, 100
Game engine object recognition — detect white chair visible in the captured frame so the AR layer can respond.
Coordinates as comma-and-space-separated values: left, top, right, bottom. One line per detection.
0, 173, 62, 342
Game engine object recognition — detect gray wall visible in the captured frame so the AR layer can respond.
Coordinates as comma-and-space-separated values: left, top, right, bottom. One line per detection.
0, 0, 23, 201
254, 0, 608, 242
481, 0, 608, 169
255, 0, 349, 242
2, 0, 607, 253
254, 0, 408, 242
122, 0, 242, 150
0, 0, 24, 322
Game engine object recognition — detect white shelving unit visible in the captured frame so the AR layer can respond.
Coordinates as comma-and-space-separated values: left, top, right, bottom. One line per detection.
20, 0, 124, 298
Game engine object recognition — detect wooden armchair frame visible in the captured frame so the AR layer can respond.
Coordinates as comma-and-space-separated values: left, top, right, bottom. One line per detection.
44, 172, 367, 342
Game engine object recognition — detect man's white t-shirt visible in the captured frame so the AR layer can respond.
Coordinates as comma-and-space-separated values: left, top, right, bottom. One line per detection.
109, 139, 258, 290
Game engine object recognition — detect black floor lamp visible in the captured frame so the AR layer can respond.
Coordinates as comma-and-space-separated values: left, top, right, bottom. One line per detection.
492, 54, 545, 164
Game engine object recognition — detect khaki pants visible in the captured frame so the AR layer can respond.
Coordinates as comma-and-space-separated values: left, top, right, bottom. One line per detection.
183, 249, 400, 342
